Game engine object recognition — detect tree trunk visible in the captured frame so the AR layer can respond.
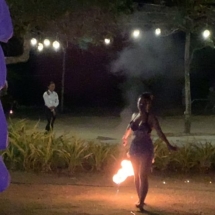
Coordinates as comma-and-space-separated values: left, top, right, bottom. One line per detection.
61, 48, 66, 113
6, 38, 30, 64
184, 32, 191, 134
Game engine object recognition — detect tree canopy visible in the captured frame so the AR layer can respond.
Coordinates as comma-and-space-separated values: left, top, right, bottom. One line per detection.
5, 0, 134, 63
7, 0, 134, 42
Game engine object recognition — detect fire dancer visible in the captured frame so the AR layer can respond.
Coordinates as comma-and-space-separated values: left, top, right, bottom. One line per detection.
43, 81, 59, 131
122, 92, 177, 212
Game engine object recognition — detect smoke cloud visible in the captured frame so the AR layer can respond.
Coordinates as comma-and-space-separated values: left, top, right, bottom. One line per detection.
111, 30, 184, 113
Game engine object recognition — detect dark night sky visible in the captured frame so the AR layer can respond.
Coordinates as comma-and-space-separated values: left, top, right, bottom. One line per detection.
6, 31, 215, 113
5, 1, 215, 113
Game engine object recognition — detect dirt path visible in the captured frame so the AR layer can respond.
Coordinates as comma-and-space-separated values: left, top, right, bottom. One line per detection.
0, 172, 214, 215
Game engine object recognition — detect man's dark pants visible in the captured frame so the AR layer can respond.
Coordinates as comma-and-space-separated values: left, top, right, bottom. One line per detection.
45, 107, 56, 131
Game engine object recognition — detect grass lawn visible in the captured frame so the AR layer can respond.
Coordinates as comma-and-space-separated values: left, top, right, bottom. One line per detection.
0, 171, 214, 215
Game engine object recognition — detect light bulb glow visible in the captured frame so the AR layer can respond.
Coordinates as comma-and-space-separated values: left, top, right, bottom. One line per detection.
53, 41, 60, 50
30, 38, 37, 46
132, 29, 140, 38
38, 43, 44, 52
155, 28, 161, 36
104, 38, 111, 45
203, 30, 211, 39
44, 39, 51, 47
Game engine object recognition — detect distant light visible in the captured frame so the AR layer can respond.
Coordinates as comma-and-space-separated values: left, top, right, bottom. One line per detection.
203, 30, 211, 39
155, 28, 161, 36
104, 38, 111, 45
53, 41, 60, 50
132, 29, 140, 38
44, 39, 51, 47
38, 43, 44, 52
30, 38, 37, 46
9, 110, 13, 114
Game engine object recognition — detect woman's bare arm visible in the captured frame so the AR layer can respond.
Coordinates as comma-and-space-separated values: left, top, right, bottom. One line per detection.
151, 115, 177, 151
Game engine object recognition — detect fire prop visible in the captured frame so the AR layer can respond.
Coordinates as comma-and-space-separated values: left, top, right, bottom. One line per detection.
113, 160, 134, 184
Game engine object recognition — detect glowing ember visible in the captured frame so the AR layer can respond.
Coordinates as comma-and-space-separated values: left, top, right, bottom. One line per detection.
113, 160, 134, 184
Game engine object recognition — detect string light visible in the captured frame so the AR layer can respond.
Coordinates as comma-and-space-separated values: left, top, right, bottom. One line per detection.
30, 38, 37, 46
132, 29, 140, 38
155, 28, 161, 36
104, 38, 111, 45
43, 39, 51, 47
53, 41, 60, 50
202, 29, 211, 39
38, 43, 44, 52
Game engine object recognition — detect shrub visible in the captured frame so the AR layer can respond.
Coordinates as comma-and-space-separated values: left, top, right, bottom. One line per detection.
2, 120, 121, 173
153, 139, 215, 173
1, 120, 215, 174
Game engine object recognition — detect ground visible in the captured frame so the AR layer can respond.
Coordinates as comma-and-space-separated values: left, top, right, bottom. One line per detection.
0, 171, 214, 215
3, 112, 215, 214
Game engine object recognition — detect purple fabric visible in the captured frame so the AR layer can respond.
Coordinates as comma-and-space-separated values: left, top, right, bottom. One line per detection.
0, 101, 8, 150
0, 0, 13, 192
0, 0, 13, 89
0, 0, 12, 149
0, 156, 10, 192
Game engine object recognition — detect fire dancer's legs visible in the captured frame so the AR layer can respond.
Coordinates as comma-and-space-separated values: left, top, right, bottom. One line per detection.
130, 152, 152, 208
139, 153, 152, 205
130, 156, 140, 199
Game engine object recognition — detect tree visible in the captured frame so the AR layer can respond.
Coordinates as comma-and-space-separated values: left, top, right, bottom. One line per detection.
5, 0, 134, 111
124, 0, 215, 133
6, 0, 134, 64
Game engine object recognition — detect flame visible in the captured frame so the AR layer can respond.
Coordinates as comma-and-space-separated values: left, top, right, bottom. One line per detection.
113, 160, 134, 184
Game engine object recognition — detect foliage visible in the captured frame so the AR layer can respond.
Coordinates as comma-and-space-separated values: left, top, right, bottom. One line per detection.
2, 120, 215, 174
7, 0, 135, 42
153, 139, 215, 173
5, 0, 135, 64
2, 119, 121, 173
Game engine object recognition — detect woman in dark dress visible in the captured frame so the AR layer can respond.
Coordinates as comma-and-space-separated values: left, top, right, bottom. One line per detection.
122, 92, 177, 212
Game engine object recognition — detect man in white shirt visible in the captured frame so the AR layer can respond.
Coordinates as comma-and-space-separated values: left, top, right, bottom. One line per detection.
43, 81, 59, 131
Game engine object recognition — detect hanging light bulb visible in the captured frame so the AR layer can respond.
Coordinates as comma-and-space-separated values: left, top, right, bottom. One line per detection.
30, 38, 37, 46
52, 41, 60, 50
38, 43, 44, 52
